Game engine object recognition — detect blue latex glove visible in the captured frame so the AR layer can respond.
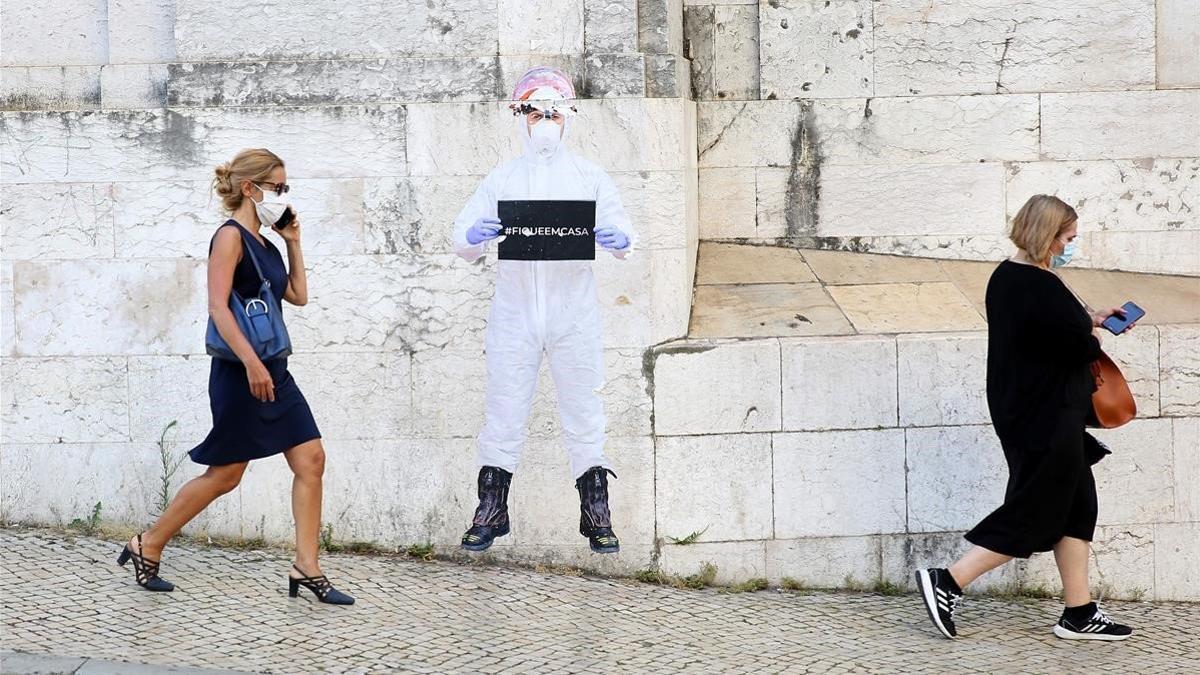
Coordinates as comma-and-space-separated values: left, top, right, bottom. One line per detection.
595, 226, 630, 251
466, 217, 502, 245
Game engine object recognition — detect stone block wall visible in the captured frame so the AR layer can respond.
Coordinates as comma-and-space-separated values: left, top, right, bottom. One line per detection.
650, 328, 1200, 600
1, 0, 697, 574
686, 0, 1200, 275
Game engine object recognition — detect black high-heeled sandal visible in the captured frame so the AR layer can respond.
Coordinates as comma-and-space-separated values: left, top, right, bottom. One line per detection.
116, 534, 175, 592
288, 564, 354, 605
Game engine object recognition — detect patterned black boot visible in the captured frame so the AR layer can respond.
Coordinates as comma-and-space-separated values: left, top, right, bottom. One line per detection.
461, 466, 512, 552
575, 466, 620, 554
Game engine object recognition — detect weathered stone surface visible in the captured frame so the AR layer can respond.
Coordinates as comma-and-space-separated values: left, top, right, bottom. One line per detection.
905, 425, 1007, 533
582, 54, 646, 98
781, 336, 897, 431
1097, 326, 1160, 418
640, 0, 685, 55
653, 340, 781, 435
897, 333, 990, 427
1157, 0, 1200, 89
585, 0, 639, 53
175, 0, 497, 60
644, 53, 690, 98
1, 107, 407, 184
1091, 419, 1176, 525
611, 171, 692, 250
765, 536, 880, 589
286, 352, 413, 441
572, 99, 696, 172
874, 0, 1155, 96
1155, 522, 1200, 600
1080, 230, 1200, 276
773, 430, 907, 537
684, 5, 717, 98
686, 4, 759, 100
698, 168, 756, 238
108, 0, 176, 64
112, 179, 363, 259
802, 249, 948, 286
500, 0, 585, 55
0, 1, 107, 66
1, 263, 15, 356
167, 58, 500, 107
406, 102, 523, 177
696, 243, 815, 284
410, 348, 651, 439
0, 443, 164, 526
127, 355, 212, 445
285, 256, 491, 354
1040, 90, 1200, 161
760, 0, 872, 99
689, 283, 854, 338
880, 531, 1016, 591
829, 283, 986, 334
0, 66, 101, 110
817, 163, 1006, 237
1173, 418, 1200, 522
595, 247, 692, 347
363, 175, 479, 258
2, 357, 129, 443
698, 96, 1039, 169
656, 433, 773, 541
1019, 524, 1155, 600
804, 234, 1015, 266
1058, 269, 1200, 325
1007, 159, 1200, 234
659, 540, 768, 585
1160, 325, 1200, 416
12, 259, 207, 356
99, 64, 170, 109
1, 183, 114, 260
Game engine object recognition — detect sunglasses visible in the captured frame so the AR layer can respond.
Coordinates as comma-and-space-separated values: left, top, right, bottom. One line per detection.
254, 181, 290, 196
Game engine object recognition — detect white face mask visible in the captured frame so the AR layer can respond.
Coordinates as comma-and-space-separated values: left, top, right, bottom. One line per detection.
528, 119, 563, 159
251, 184, 290, 226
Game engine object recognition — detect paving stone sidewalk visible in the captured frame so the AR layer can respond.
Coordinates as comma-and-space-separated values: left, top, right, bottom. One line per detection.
2, 528, 1197, 674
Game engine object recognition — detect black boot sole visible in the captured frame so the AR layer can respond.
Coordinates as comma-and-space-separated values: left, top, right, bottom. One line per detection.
589, 542, 620, 554
461, 525, 509, 552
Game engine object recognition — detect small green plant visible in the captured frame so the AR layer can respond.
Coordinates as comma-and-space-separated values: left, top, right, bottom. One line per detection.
320, 522, 338, 552
153, 420, 188, 516
406, 543, 435, 561
780, 577, 810, 593
980, 581, 1058, 602
68, 501, 103, 535
842, 574, 866, 592
727, 578, 769, 594
872, 579, 906, 596
635, 568, 668, 584
666, 526, 709, 546
678, 563, 718, 590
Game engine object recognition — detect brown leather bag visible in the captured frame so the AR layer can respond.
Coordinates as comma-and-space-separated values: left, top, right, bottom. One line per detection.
1090, 350, 1136, 428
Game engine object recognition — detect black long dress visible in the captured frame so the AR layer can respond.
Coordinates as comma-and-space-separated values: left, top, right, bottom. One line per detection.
964, 260, 1102, 558
189, 220, 321, 466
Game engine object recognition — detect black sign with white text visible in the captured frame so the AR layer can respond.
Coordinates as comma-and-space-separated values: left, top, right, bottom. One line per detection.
497, 200, 596, 261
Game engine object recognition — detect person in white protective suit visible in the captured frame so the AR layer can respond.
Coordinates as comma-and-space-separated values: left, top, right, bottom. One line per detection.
453, 66, 634, 554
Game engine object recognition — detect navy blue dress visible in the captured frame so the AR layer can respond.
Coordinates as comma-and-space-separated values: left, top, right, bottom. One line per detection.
189, 220, 321, 466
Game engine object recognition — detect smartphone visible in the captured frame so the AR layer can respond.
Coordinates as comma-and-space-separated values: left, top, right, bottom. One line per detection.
1101, 301, 1145, 335
273, 207, 296, 230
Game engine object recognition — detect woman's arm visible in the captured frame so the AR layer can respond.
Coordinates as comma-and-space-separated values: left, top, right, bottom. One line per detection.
209, 227, 275, 401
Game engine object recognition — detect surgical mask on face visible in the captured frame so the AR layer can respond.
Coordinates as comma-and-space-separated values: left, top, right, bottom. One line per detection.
528, 119, 562, 158
251, 184, 290, 226
1051, 239, 1079, 268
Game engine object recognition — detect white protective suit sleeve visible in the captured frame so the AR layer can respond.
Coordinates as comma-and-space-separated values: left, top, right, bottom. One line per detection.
453, 170, 501, 262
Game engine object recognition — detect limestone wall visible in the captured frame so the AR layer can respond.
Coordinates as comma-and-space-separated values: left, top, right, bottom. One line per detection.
650, 329, 1200, 601
1, 0, 697, 573
687, 0, 1200, 275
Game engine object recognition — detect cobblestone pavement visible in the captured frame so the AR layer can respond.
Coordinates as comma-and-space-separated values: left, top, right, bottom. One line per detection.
2, 528, 1197, 674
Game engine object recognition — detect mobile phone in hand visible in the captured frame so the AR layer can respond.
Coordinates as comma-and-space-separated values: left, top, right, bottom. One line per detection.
1101, 301, 1145, 335
273, 207, 296, 230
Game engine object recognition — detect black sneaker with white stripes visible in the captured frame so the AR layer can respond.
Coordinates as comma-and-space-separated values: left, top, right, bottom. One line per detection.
1053, 603, 1133, 641
915, 568, 963, 639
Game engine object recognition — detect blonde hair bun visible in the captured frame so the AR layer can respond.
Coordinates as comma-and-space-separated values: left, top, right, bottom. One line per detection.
211, 149, 284, 213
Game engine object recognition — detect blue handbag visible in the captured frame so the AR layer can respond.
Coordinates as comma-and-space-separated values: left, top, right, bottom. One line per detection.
205, 225, 293, 362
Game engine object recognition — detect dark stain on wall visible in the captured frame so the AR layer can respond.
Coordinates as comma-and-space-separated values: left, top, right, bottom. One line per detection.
783, 100, 821, 240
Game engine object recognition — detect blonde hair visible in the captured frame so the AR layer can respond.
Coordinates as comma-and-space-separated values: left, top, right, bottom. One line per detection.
1009, 194, 1078, 265
212, 148, 285, 212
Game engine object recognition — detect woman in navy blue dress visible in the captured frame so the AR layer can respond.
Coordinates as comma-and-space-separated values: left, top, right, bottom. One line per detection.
118, 149, 352, 604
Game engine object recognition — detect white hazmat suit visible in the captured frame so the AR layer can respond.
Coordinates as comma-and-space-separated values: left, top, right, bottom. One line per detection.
453, 112, 634, 481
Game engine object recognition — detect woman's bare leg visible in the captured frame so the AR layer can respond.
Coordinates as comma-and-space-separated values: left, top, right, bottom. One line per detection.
284, 439, 326, 576
948, 545, 1014, 589
134, 462, 249, 560
1053, 536, 1092, 607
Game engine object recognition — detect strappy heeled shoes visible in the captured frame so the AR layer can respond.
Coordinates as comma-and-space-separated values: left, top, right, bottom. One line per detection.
117, 534, 175, 592
287, 564, 354, 605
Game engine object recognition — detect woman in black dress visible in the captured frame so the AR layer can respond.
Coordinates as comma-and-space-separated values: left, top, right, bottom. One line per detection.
916, 195, 1132, 641
118, 149, 352, 605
